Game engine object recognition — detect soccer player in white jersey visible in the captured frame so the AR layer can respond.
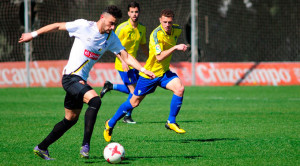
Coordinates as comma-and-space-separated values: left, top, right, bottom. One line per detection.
18, 5, 155, 160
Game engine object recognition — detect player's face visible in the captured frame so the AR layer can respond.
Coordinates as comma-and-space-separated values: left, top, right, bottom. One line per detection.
101, 13, 118, 34
128, 7, 139, 22
159, 16, 173, 34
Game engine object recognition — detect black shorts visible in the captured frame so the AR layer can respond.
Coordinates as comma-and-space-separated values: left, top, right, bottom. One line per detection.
62, 75, 92, 110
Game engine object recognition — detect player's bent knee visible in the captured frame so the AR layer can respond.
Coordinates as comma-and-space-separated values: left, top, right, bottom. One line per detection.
130, 100, 140, 108
175, 86, 185, 96
88, 96, 102, 110
65, 109, 81, 121
132, 103, 139, 108
63, 118, 78, 128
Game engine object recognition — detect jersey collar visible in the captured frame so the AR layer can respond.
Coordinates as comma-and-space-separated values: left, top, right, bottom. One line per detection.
128, 18, 139, 29
160, 24, 173, 36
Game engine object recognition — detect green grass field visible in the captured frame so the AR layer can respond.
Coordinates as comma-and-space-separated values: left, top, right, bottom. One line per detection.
0, 86, 299, 165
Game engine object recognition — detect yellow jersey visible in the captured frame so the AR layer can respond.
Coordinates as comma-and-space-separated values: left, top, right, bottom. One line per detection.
140, 24, 182, 78
114, 19, 147, 71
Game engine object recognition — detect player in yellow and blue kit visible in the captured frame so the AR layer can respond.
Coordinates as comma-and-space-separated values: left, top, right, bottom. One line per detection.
100, 1, 148, 124
104, 9, 189, 142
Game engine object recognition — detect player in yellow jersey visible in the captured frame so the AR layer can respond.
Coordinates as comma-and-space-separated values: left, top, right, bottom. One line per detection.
104, 9, 189, 142
100, 1, 148, 124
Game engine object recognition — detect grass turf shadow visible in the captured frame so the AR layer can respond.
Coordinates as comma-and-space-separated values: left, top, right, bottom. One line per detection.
84, 138, 238, 164
145, 138, 239, 143
84, 155, 202, 164
137, 120, 202, 124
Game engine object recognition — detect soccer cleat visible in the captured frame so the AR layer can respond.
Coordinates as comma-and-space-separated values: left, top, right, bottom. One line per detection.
100, 81, 113, 98
123, 115, 136, 124
80, 144, 90, 159
165, 122, 186, 134
104, 120, 114, 142
33, 146, 54, 160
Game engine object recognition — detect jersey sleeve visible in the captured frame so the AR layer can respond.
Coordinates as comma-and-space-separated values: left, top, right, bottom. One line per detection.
151, 31, 163, 55
115, 21, 129, 40
115, 26, 122, 39
108, 32, 125, 55
65, 19, 87, 37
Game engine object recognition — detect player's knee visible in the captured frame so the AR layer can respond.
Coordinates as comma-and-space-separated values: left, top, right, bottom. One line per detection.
88, 96, 102, 111
175, 86, 185, 96
131, 103, 139, 108
63, 118, 78, 128
65, 109, 80, 121
130, 100, 140, 108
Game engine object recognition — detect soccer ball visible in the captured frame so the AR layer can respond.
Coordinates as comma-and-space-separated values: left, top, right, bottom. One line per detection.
103, 142, 125, 164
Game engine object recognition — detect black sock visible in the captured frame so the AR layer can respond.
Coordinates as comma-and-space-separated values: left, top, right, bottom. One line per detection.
82, 97, 101, 146
38, 118, 77, 150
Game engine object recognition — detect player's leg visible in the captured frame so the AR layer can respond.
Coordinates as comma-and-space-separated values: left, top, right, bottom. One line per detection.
110, 75, 156, 128
123, 84, 136, 123
165, 77, 184, 122
100, 81, 130, 98
104, 94, 145, 142
34, 75, 86, 160
161, 71, 186, 134
123, 69, 140, 123
104, 76, 157, 142
34, 107, 81, 160
113, 84, 130, 93
100, 70, 133, 98
110, 94, 144, 126
101, 69, 138, 123
81, 89, 101, 158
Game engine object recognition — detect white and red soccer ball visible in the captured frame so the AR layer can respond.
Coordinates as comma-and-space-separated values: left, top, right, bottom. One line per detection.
103, 142, 125, 164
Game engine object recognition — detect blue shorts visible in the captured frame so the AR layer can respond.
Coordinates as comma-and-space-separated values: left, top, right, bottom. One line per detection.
134, 70, 178, 96
118, 69, 139, 86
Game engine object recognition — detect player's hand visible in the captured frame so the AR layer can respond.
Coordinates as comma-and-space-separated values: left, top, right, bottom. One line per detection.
143, 70, 156, 79
18, 33, 34, 43
121, 62, 129, 72
176, 44, 188, 52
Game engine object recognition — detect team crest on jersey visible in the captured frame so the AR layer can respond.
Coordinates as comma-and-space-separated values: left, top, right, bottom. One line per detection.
138, 90, 142, 95
128, 32, 133, 38
155, 44, 161, 54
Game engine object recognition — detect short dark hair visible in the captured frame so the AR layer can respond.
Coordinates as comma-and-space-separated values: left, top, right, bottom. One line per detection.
128, 1, 140, 11
160, 9, 175, 18
104, 5, 122, 19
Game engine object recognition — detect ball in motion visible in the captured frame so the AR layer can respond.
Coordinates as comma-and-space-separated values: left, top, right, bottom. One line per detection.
103, 142, 125, 164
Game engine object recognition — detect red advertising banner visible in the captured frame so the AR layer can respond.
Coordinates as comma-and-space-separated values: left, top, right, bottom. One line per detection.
0, 61, 299, 87
170, 62, 300, 86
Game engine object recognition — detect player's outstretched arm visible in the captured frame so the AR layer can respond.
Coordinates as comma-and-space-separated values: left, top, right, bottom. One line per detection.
156, 44, 188, 62
116, 54, 130, 72
18, 22, 67, 43
119, 50, 155, 79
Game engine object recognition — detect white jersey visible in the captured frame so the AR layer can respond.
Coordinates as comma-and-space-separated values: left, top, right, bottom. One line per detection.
63, 19, 125, 80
